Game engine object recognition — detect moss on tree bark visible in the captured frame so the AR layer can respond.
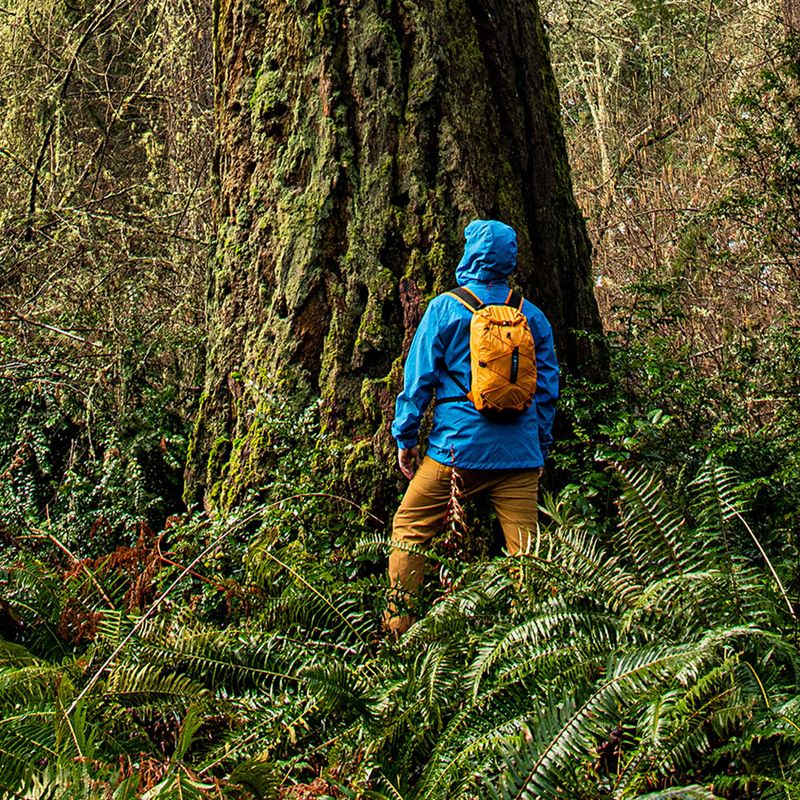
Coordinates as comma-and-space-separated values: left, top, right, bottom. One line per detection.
186, 0, 606, 510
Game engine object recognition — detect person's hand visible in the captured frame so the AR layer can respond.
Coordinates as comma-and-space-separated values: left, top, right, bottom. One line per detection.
535, 467, 544, 479
398, 447, 420, 480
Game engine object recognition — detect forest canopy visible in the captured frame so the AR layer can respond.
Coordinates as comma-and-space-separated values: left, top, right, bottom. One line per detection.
0, 0, 799, 797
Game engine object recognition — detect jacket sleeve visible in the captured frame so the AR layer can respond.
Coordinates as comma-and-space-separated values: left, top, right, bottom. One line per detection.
534, 320, 559, 461
391, 300, 445, 449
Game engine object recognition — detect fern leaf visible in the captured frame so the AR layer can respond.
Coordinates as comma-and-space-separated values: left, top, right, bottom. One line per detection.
630, 787, 722, 799
613, 462, 699, 580
500, 645, 690, 800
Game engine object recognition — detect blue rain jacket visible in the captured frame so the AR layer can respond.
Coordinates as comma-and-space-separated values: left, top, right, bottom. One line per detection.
391, 220, 559, 469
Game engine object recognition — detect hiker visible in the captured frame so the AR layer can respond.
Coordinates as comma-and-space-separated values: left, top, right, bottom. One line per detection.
386, 219, 559, 637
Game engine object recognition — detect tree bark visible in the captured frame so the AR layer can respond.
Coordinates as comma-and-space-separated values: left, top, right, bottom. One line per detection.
186, 0, 606, 510
785, 0, 800, 33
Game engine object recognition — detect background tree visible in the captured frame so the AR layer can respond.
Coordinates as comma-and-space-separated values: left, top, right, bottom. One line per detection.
0, 0, 212, 543
540, 0, 800, 510
187, 0, 607, 510
2, 1, 800, 796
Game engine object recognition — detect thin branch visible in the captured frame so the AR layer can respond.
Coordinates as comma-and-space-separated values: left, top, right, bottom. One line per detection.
172, 151, 213, 237
4, 309, 103, 348
690, 344, 725, 360
734, 509, 796, 620
26, 0, 119, 238
27, 530, 115, 608
0, 147, 34, 177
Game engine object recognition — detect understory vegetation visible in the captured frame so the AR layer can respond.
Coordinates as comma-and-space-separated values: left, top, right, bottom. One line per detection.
2, 448, 800, 798
2, 0, 800, 797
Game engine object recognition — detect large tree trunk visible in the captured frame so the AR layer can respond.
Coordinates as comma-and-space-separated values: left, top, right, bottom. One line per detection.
785, 0, 800, 33
186, 0, 606, 510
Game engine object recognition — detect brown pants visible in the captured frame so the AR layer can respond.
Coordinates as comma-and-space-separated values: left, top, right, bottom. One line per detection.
386, 456, 540, 636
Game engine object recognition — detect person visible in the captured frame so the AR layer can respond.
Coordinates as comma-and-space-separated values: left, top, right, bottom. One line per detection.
385, 219, 559, 637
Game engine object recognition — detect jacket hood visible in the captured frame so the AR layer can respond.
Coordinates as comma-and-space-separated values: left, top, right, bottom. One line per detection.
455, 220, 518, 284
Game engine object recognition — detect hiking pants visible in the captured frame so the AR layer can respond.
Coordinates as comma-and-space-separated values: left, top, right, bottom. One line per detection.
387, 456, 540, 626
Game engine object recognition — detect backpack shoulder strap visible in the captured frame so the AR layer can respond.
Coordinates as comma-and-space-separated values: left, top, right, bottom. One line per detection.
505, 289, 524, 311
446, 286, 483, 312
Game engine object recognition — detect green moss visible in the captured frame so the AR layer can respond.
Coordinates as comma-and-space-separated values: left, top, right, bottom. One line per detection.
184, 390, 209, 467
250, 59, 288, 117
204, 433, 233, 508
340, 437, 379, 494
209, 435, 232, 462
315, 4, 338, 36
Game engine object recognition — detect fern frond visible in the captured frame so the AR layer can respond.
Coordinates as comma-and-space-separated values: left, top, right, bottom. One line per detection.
538, 524, 643, 612
0, 639, 41, 667
261, 582, 377, 647
630, 787, 722, 799
466, 629, 577, 702
690, 459, 746, 529
95, 608, 135, 648
103, 664, 210, 707
133, 617, 314, 692
139, 769, 216, 800
464, 603, 619, 700
712, 773, 800, 799
499, 644, 690, 800
414, 687, 534, 800
402, 574, 510, 648
302, 657, 371, 717
613, 462, 700, 580
227, 755, 281, 800
354, 531, 393, 561
0, 709, 58, 788
10, 761, 115, 800
0, 663, 66, 707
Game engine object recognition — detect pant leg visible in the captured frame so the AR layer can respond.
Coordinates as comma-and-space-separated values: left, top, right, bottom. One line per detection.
387, 456, 452, 634
484, 469, 540, 555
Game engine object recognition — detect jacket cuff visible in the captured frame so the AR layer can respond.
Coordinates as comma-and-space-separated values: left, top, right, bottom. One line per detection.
396, 436, 418, 450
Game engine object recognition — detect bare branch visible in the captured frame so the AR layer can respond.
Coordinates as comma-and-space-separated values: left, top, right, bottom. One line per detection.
26, 0, 120, 238
3, 308, 104, 348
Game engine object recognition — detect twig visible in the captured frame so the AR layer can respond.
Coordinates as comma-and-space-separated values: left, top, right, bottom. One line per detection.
690, 344, 725, 360
0, 146, 34, 177
259, 546, 367, 645
5, 309, 103, 348
26, 0, 119, 238
172, 151, 213, 238
734, 510, 796, 620
28, 529, 115, 608
155, 535, 255, 598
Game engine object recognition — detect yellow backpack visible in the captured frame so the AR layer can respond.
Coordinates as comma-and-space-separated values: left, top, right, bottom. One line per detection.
443, 286, 537, 419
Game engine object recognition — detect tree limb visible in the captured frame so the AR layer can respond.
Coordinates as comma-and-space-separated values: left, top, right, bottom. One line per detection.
26, 0, 119, 239
3, 308, 103, 348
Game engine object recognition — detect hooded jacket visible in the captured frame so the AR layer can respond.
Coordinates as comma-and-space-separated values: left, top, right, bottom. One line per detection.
391, 220, 559, 469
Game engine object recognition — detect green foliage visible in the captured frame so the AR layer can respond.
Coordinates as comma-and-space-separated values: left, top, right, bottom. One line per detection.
542, 0, 800, 569
1, 2, 799, 799
0, 0, 211, 549
2, 455, 798, 798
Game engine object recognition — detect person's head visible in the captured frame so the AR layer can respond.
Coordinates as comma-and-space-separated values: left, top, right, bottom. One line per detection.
455, 219, 517, 284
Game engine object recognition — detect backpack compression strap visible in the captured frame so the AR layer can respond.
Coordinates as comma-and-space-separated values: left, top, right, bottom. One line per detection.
436, 288, 478, 404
